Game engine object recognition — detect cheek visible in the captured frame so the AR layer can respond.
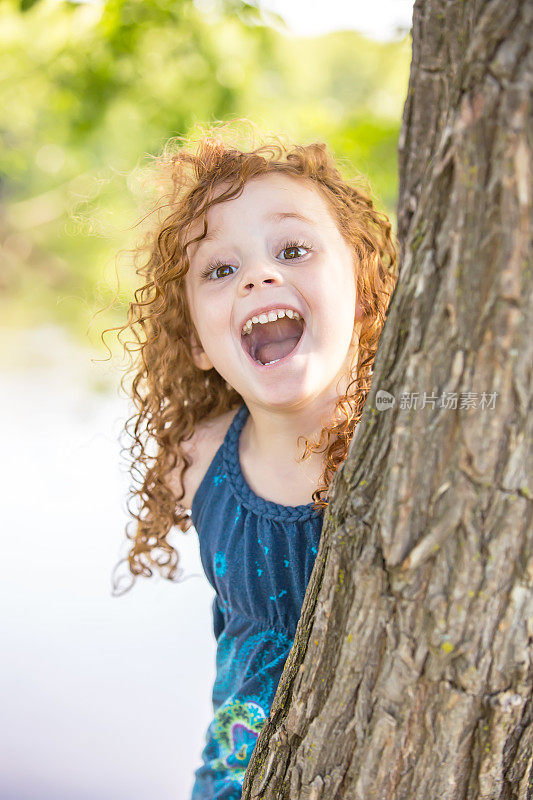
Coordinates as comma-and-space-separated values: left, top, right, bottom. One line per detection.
185, 281, 204, 329
184, 281, 195, 323
319, 268, 357, 344
316, 259, 356, 310
186, 293, 230, 344
338, 260, 357, 309
184, 295, 205, 347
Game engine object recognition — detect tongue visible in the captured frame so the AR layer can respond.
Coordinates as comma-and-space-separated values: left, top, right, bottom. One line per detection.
256, 336, 300, 364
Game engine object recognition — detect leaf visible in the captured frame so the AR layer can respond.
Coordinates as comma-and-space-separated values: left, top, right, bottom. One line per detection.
20, 0, 41, 11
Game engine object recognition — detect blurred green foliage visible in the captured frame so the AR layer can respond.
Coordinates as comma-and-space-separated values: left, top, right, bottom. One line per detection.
0, 0, 410, 349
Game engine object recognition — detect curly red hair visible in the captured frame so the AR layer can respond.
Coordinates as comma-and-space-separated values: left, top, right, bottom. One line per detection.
107, 123, 397, 592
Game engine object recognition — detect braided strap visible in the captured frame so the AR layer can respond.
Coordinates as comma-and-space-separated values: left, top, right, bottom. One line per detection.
222, 403, 323, 524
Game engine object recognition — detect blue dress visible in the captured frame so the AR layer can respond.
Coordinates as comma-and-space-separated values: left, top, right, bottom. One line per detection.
190, 401, 324, 800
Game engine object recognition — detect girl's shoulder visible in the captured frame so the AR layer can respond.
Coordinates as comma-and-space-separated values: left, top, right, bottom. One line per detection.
171, 404, 241, 511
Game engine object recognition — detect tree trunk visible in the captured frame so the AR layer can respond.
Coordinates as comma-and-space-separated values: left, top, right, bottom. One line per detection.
242, 0, 533, 797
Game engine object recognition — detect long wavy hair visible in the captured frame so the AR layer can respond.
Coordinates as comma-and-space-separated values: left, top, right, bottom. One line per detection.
107, 124, 397, 593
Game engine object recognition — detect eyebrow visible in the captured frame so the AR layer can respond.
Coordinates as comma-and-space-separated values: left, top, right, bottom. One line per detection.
190, 210, 316, 257
267, 211, 316, 226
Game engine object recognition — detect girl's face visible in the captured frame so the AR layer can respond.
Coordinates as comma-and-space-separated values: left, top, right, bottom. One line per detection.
185, 172, 361, 411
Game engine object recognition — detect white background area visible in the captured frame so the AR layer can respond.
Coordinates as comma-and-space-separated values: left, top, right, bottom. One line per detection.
261, 0, 414, 39
1, 328, 215, 799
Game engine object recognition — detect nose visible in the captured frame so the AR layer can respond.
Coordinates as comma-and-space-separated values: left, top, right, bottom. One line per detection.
238, 259, 283, 293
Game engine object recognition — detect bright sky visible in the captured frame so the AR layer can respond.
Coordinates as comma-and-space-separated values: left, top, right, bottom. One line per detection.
262, 0, 415, 39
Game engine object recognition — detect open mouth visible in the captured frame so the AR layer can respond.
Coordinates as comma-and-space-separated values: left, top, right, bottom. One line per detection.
241, 315, 305, 367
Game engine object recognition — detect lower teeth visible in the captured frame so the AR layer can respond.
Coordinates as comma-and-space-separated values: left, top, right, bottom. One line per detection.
255, 358, 281, 366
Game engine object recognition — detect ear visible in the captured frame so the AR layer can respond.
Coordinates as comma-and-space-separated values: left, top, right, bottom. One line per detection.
190, 331, 214, 371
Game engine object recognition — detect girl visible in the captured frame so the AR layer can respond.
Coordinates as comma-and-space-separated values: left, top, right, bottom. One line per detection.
112, 125, 397, 799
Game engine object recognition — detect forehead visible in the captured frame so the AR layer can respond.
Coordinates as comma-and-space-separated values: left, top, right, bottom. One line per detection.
186, 173, 339, 250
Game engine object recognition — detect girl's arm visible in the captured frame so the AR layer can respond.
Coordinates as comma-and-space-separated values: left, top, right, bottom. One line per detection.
167, 428, 206, 514
167, 406, 241, 517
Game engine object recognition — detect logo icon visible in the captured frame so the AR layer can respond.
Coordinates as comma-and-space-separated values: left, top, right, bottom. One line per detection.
376, 390, 395, 411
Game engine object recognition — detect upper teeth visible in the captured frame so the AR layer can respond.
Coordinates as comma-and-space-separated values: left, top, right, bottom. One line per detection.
241, 308, 302, 335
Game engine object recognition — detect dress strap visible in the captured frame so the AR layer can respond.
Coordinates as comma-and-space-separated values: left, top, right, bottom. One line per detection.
222, 402, 323, 523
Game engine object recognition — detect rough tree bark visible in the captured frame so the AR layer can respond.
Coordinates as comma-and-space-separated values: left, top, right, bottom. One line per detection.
242, 0, 532, 798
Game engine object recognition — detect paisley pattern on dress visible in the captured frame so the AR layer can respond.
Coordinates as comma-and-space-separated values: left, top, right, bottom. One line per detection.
209, 698, 267, 780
